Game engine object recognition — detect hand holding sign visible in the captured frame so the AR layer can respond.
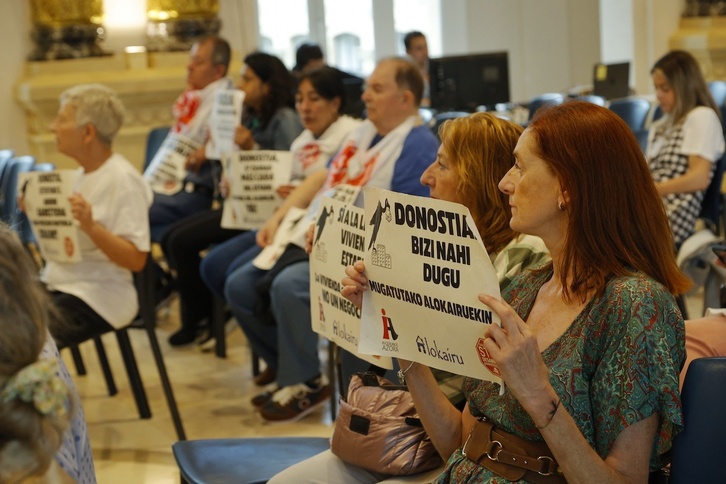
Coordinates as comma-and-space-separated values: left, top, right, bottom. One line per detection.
18, 170, 81, 263
340, 260, 367, 310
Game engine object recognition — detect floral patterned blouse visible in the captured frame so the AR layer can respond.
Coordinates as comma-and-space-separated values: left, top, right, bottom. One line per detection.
435, 268, 685, 483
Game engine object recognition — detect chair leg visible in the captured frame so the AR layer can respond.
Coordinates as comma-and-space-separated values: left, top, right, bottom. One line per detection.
137, 261, 187, 440
676, 294, 689, 320
328, 341, 337, 421
211, 297, 226, 359
115, 329, 151, 419
69, 345, 87, 376
144, 321, 187, 440
251, 350, 261, 377
93, 337, 118, 396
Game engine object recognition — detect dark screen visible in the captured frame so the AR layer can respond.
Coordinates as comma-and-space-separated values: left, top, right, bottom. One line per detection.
592, 62, 630, 100
429, 51, 510, 112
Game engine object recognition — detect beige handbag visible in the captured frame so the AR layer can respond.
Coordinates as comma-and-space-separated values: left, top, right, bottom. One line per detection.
330, 371, 442, 476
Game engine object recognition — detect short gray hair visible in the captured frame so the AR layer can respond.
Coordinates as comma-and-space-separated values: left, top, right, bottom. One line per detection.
59, 84, 125, 145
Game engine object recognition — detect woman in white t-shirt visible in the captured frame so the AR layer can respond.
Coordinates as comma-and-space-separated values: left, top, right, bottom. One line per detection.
647, 50, 725, 248
38, 84, 152, 348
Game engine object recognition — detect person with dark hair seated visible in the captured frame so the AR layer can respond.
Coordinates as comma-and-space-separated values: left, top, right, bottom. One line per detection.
221, 58, 438, 424
164, 52, 304, 346
292, 42, 366, 119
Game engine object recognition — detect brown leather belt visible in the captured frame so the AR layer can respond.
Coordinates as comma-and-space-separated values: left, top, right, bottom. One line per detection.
462, 419, 566, 483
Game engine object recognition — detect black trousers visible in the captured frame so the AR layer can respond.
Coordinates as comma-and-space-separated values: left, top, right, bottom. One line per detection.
49, 291, 114, 349
160, 208, 243, 331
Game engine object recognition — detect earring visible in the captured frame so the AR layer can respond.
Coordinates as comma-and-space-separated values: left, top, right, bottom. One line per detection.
558, 201, 565, 211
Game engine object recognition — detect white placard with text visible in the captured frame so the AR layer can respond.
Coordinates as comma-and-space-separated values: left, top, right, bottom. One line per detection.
309, 194, 392, 369
144, 133, 200, 195
359, 187, 502, 384
220, 151, 293, 230
19, 170, 81, 263
206, 89, 245, 160
252, 207, 308, 270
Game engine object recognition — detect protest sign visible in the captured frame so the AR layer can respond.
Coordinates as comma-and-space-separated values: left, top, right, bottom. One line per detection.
309, 194, 392, 368
358, 187, 502, 384
143, 133, 200, 195
252, 207, 307, 270
206, 89, 245, 160
19, 170, 81, 263
220, 151, 293, 230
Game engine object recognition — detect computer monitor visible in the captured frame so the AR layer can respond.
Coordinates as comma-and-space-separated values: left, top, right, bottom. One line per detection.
592, 62, 630, 100
429, 51, 510, 112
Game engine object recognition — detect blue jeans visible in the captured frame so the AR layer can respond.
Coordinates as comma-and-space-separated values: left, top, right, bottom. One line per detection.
200, 230, 260, 299
225, 260, 319, 387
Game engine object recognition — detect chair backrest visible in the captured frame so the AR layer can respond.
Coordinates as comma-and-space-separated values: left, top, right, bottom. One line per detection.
144, 126, 171, 172
1, 156, 35, 229
576, 94, 606, 106
669, 357, 726, 483
0, 150, 14, 185
708, 80, 726, 107
608, 98, 652, 131
430, 111, 469, 139
699, 151, 726, 235
528, 93, 564, 120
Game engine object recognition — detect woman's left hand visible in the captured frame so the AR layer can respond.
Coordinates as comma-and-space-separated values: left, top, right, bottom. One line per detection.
478, 293, 558, 428
68, 193, 95, 233
234, 125, 255, 150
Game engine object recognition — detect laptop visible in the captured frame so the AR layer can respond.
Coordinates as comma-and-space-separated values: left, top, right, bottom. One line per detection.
592, 62, 630, 100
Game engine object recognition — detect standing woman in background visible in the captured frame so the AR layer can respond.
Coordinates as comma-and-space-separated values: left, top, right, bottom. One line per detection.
647, 50, 724, 248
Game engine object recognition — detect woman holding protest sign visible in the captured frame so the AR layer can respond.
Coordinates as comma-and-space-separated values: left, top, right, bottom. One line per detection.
330, 102, 688, 483
164, 52, 307, 347
34, 84, 152, 349
272, 112, 552, 482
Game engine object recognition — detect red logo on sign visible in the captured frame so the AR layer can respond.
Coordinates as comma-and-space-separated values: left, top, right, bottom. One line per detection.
476, 338, 501, 377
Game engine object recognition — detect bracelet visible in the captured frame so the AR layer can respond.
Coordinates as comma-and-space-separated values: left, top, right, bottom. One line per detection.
536, 398, 561, 430
397, 361, 415, 384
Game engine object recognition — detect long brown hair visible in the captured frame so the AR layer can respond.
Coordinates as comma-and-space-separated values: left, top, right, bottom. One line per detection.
438, 112, 522, 255
528, 101, 691, 299
652, 50, 720, 125
0, 225, 69, 481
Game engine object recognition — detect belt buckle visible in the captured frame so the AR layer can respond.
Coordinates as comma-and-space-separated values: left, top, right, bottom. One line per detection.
485, 440, 503, 462
537, 455, 558, 476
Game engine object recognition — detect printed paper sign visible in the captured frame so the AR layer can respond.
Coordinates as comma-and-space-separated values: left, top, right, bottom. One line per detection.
358, 187, 502, 384
144, 133, 201, 195
289, 184, 362, 250
309, 194, 392, 369
220, 151, 293, 230
19, 170, 81, 263
206, 89, 245, 160
252, 207, 308, 270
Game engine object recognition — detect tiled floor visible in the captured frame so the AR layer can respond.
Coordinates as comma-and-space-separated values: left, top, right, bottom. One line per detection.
67, 290, 706, 483
65, 297, 333, 483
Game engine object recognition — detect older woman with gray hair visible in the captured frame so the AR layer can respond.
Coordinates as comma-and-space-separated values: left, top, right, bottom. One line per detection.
37, 83, 152, 348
